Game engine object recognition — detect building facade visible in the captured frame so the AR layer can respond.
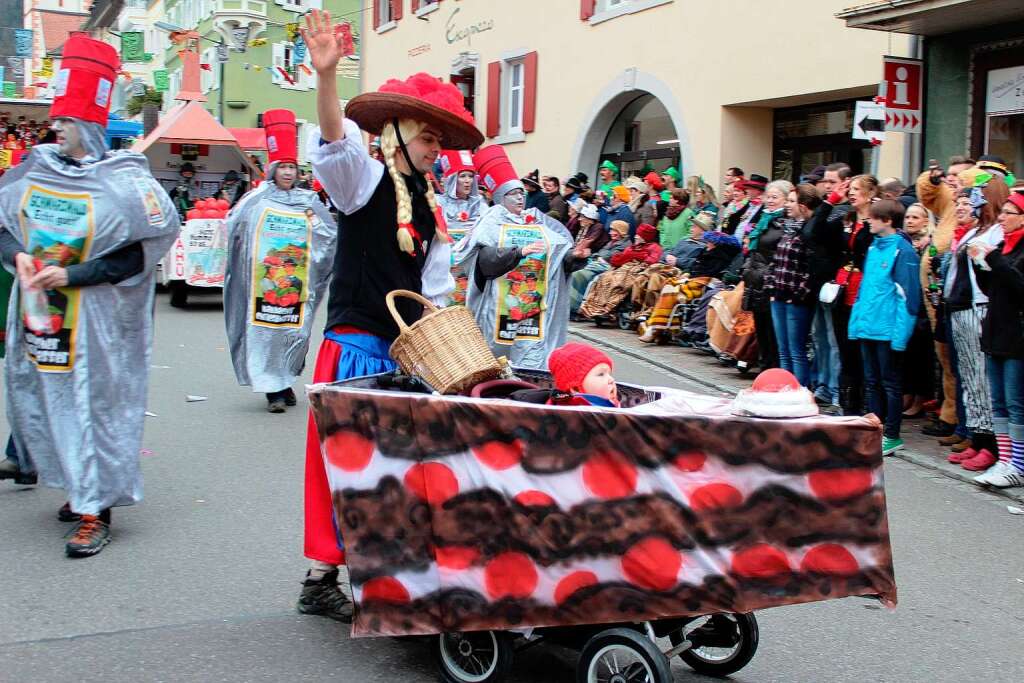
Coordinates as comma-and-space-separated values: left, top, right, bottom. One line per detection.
160, 0, 360, 146
360, 0, 914, 189
839, 0, 1024, 176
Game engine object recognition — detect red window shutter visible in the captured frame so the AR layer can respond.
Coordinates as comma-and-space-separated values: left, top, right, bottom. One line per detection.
486, 61, 501, 138
411, 0, 420, 10
580, 0, 596, 20
522, 51, 538, 134
391, 0, 403, 21
373, 0, 381, 29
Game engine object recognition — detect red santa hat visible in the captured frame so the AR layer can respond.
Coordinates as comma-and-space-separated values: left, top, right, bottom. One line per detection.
263, 109, 298, 165
439, 149, 475, 178
474, 145, 523, 204
731, 369, 819, 418
548, 342, 613, 394
49, 33, 120, 126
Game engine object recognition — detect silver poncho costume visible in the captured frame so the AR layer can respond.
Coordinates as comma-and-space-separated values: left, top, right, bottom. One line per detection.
437, 172, 483, 306
223, 172, 336, 393
454, 205, 574, 369
0, 129, 179, 514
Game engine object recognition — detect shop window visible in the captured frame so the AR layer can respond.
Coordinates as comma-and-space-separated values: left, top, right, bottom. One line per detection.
982, 63, 1024, 175
772, 100, 870, 184
486, 52, 538, 142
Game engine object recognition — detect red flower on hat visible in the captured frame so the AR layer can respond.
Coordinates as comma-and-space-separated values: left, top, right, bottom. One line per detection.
379, 73, 476, 124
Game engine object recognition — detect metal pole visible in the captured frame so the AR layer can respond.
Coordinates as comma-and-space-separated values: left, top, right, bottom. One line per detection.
871, 145, 881, 178
218, 60, 225, 123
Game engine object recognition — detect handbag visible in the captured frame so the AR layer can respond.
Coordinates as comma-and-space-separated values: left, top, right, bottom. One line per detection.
818, 281, 843, 306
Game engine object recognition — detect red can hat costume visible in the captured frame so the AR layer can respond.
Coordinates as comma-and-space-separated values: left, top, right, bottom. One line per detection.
439, 150, 476, 178
548, 342, 613, 393
474, 145, 523, 204
263, 109, 298, 165
49, 33, 119, 126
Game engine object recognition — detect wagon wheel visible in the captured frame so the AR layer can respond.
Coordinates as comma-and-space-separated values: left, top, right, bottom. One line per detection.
668, 612, 759, 678
576, 627, 672, 683
437, 631, 514, 683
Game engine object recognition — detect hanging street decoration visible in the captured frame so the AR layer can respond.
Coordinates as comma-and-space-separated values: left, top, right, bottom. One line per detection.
153, 69, 169, 92
121, 31, 146, 62
14, 29, 33, 57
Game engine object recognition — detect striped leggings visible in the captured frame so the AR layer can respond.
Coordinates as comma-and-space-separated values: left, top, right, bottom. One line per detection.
950, 306, 993, 433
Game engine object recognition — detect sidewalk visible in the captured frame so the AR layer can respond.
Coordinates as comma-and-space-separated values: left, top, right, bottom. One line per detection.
569, 322, 1024, 506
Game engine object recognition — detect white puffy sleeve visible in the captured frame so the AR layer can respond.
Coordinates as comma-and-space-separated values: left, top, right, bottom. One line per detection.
308, 118, 384, 215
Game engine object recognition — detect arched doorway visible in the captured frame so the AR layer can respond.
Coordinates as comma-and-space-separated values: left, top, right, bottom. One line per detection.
598, 93, 679, 180
570, 71, 691, 187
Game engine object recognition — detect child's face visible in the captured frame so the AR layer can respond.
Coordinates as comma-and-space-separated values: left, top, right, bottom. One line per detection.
581, 363, 617, 403
868, 215, 893, 235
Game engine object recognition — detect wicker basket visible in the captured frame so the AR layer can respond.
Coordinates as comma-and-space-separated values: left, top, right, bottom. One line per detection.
386, 289, 504, 394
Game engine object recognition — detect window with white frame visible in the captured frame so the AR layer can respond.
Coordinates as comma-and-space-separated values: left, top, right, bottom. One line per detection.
200, 46, 220, 93
275, 0, 322, 12
271, 41, 315, 91
590, 0, 673, 24
377, 0, 394, 26
166, 68, 182, 110
506, 60, 524, 134
600, 0, 627, 8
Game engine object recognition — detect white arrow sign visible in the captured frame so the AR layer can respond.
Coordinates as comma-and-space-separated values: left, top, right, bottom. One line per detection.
853, 100, 887, 142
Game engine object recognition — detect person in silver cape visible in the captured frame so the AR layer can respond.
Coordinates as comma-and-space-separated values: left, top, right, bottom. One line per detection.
0, 116, 179, 558
223, 157, 336, 413
453, 161, 583, 370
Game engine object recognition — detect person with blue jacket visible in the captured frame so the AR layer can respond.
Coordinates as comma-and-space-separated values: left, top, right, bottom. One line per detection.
849, 199, 921, 456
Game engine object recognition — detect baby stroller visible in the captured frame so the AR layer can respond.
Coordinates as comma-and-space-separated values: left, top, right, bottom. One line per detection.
308, 369, 897, 683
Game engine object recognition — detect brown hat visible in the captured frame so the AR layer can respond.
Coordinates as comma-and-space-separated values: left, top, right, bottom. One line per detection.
345, 73, 484, 150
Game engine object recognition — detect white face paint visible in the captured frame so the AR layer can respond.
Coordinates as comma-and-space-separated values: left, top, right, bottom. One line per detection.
502, 188, 525, 215
52, 118, 85, 159
274, 163, 298, 190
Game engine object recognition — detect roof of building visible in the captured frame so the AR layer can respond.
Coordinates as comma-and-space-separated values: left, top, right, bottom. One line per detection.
38, 9, 89, 54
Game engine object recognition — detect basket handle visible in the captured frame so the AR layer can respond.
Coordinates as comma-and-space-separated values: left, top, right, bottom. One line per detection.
385, 289, 438, 333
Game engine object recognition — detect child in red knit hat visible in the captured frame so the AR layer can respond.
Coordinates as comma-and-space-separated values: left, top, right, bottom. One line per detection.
547, 342, 620, 407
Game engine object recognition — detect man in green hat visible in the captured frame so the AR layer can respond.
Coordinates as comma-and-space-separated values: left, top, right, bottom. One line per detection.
598, 159, 620, 195
661, 166, 682, 191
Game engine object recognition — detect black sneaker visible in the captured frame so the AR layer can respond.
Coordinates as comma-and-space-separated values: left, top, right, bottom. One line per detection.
267, 398, 286, 413
296, 569, 354, 623
921, 419, 955, 437
284, 388, 297, 406
58, 502, 82, 522
65, 515, 111, 558
0, 459, 37, 485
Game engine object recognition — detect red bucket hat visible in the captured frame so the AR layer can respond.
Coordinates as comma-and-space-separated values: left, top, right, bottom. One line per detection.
474, 145, 522, 202
49, 33, 120, 126
439, 149, 475, 178
263, 109, 298, 165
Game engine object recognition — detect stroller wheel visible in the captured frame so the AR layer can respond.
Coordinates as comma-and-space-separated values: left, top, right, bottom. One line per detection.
577, 627, 672, 683
617, 309, 634, 330
668, 612, 759, 678
437, 631, 514, 683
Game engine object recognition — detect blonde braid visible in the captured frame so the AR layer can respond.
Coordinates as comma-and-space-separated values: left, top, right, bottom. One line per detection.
380, 119, 427, 255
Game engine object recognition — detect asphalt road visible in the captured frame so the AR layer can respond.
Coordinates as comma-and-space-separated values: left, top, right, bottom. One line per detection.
1, 292, 1022, 682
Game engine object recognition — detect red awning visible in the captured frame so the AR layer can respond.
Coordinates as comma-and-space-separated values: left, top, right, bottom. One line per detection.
229, 127, 267, 152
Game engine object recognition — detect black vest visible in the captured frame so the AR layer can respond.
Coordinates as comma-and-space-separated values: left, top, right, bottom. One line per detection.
326, 171, 436, 339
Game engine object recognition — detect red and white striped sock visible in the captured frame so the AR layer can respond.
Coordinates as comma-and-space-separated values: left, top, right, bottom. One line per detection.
995, 433, 1012, 463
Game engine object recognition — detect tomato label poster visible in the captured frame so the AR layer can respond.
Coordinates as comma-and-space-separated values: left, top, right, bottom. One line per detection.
446, 224, 471, 307
494, 224, 548, 345
18, 185, 93, 372
183, 219, 228, 287
250, 207, 312, 328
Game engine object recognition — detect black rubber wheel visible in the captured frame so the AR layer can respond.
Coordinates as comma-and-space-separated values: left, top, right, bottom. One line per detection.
437, 631, 514, 683
576, 627, 672, 683
669, 613, 759, 678
168, 281, 188, 308
617, 310, 633, 330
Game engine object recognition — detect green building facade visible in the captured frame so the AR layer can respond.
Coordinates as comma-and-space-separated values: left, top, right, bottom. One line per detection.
161, 0, 361, 130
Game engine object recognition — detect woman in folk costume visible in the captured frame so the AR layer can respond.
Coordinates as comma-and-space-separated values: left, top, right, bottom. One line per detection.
453, 145, 580, 370
436, 149, 483, 305
0, 35, 179, 557
296, 9, 480, 622
223, 109, 336, 413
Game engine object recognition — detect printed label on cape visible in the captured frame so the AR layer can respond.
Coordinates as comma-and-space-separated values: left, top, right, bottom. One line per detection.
446, 223, 471, 307
494, 223, 547, 344
18, 185, 93, 372
183, 218, 227, 286
250, 206, 312, 328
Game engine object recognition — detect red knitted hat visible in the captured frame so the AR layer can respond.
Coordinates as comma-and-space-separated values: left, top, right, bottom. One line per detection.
637, 223, 658, 242
548, 343, 613, 393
